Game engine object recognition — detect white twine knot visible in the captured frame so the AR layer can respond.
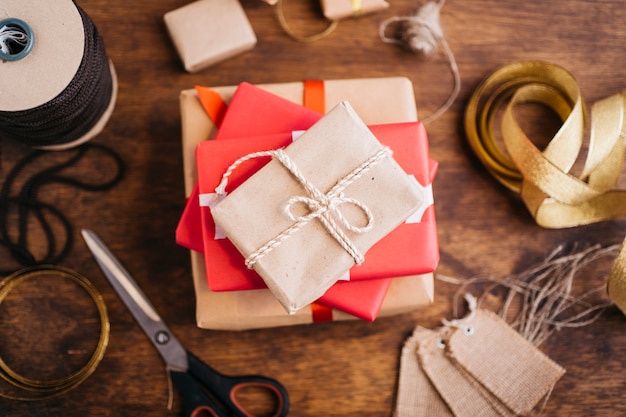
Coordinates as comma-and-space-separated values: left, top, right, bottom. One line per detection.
285, 191, 374, 235
214, 146, 392, 268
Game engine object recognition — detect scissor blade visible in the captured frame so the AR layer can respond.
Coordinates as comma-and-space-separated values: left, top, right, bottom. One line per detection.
81, 229, 188, 371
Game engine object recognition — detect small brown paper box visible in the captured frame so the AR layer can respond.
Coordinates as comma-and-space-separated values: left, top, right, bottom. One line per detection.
211, 101, 424, 313
321, 0, 389, 20
164, 0, 257, 73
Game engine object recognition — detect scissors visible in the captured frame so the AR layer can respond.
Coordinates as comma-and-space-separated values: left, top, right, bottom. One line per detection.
81, 229, 289, 417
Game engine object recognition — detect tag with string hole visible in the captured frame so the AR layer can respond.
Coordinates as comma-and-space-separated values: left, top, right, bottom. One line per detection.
443, 309, 566, 416
417, 328, 511, 417
394, 327, 453, 417
395, 307, 566, 416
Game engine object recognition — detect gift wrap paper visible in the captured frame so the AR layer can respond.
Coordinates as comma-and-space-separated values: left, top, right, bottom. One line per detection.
211, 102, 424, 313
179, 78, 434, 329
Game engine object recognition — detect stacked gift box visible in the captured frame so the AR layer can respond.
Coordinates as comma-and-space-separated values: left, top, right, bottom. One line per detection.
176, 77, 439, 330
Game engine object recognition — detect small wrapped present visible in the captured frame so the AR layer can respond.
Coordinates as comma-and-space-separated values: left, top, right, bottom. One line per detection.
164, 0, 257, 73
210, 102, 424, 313
321, 0, 389, 20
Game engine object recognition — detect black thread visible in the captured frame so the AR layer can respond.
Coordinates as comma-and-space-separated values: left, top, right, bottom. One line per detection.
0, 3, 113, 148
0, 143, 125, 275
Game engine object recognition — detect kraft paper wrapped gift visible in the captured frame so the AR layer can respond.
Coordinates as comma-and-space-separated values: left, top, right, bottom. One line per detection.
210, 102, 424, 313
321, 0, 389, 20
164, 0, 257, 73
188, 82, 438, 294
178, 77, 434, 329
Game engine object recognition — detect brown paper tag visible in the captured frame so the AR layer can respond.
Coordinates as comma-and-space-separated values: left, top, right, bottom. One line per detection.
394, 327, 453, 417
445, 309, 566, 416
418, 328, 510, 417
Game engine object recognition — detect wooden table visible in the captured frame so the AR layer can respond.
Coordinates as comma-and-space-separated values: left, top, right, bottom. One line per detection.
1, 0, 625, 415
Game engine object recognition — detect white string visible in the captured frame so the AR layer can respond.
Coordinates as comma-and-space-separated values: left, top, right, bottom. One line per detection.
379, 0, 460, 124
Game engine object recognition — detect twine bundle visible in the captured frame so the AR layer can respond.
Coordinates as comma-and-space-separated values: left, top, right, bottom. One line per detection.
379, 0, 460, 124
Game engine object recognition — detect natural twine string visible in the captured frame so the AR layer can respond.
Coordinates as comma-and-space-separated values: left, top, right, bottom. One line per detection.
379, 0, 460, 124
436, 243, 619, 346
214, 146, 392, 268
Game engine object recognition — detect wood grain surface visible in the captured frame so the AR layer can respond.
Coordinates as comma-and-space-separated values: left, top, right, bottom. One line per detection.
1, 0, 625, 415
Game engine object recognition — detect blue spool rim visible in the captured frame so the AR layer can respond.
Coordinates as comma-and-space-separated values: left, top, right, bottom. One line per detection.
0, 18, 34, 61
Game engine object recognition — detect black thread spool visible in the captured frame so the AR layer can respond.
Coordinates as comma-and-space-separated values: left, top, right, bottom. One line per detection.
0, 1, 117, 150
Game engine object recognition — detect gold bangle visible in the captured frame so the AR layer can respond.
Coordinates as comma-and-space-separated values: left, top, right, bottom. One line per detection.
0, 265, 109, 400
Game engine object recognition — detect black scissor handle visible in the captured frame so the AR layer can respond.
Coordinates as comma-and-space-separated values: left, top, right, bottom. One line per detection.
170, 369, 229, 417
173, 352, 289, 417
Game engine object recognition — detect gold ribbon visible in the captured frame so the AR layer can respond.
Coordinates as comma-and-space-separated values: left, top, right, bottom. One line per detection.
464, 60, 626, 313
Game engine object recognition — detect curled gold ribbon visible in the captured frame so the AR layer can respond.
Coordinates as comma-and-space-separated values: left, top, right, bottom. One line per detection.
464, 60, 626, 313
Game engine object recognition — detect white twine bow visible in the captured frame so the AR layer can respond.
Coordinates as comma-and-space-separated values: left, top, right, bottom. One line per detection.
214, 146, 393, 268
